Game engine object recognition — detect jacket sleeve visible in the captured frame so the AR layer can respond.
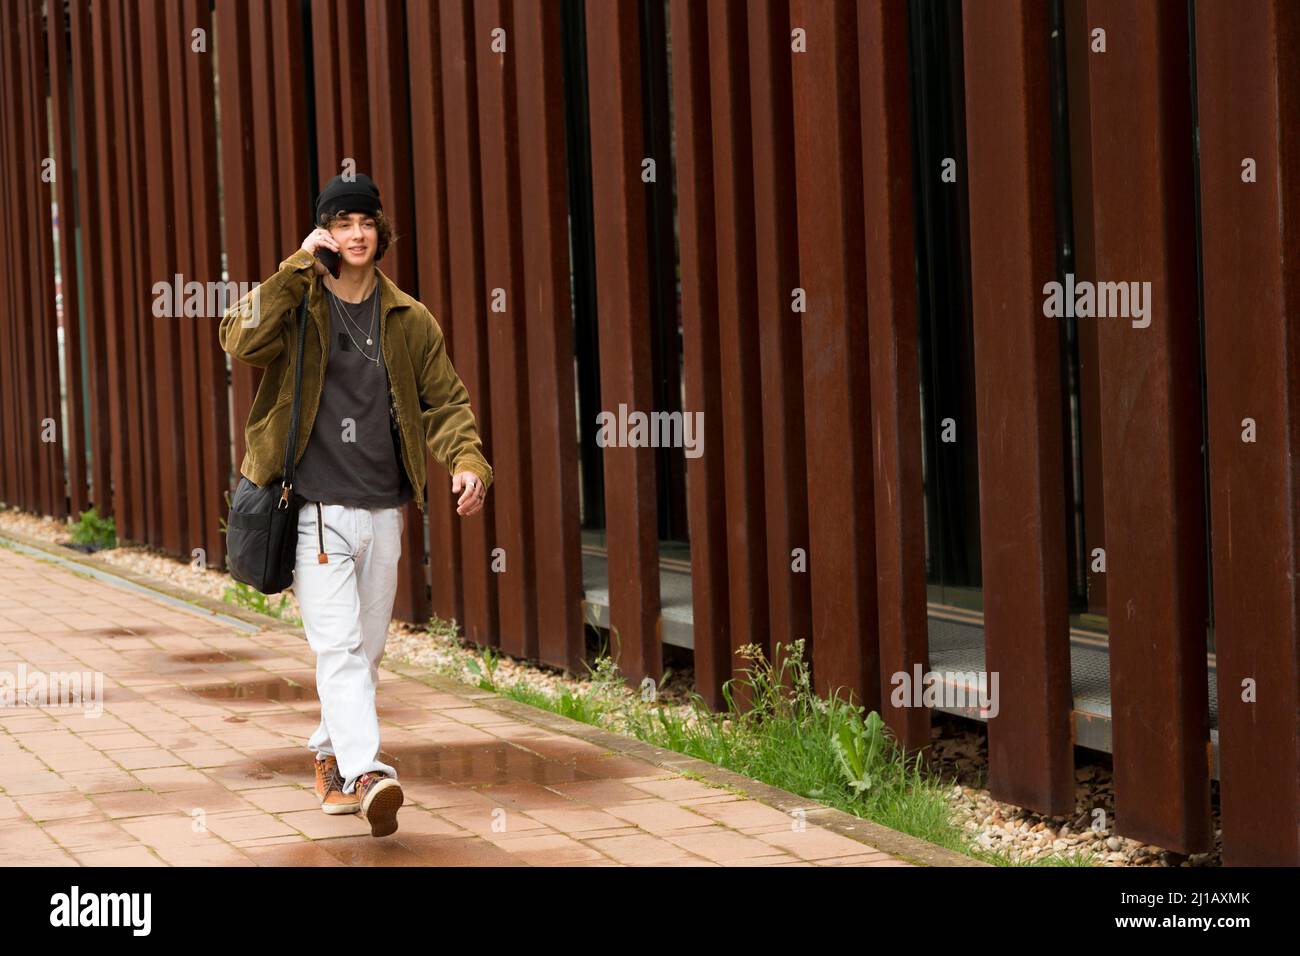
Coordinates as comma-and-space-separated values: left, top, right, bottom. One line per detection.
416, 306, 494, 490
218, 248, 316, 367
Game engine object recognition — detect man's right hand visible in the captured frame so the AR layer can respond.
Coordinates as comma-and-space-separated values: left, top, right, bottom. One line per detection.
301, 228, 339, 276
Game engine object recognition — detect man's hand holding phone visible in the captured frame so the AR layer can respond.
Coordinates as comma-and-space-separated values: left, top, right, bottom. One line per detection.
301, 227, 342, 278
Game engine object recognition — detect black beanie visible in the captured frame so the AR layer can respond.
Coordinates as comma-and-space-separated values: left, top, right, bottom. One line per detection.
315, 172, 383, 222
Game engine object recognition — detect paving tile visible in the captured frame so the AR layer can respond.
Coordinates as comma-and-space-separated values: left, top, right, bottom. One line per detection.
156, 787, 258, 815
665, 827, 798, 863
240, 786, 321, 814
72, 845, 166, 867
601, 800, 717, 834
39, 749, 120, 773
583, 833, 706, 865
109, 748, 187, 771
119, 812, 224, 848
131, 765, 215, 792
43, 817, 139, 851
149, 842, 256, 868
90, 790, 176, 820
488, 832, 608, 865
0, 821, 61, 851
278, 808, 373, 840
755, 826, 892, 861
15, 845, 81, 866
2, 770, 76, 795
61, 767, 148, 795
521, 805, 635, 834
14, 790, 104, 823
199, 809, 300, 842
240, 842, 347, 866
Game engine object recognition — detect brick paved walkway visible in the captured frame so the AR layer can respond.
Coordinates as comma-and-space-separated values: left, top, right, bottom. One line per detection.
0, 541, 949, 867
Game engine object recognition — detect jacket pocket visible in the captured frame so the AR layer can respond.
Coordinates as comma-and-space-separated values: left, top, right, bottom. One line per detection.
246, 391, 293, 452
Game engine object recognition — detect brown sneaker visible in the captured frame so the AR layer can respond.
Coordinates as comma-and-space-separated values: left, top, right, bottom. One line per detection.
355, 771, 403, 837
313, 755, 360, 815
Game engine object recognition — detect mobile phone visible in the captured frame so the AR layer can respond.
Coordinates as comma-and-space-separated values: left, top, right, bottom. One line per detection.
316, 246, 342, 279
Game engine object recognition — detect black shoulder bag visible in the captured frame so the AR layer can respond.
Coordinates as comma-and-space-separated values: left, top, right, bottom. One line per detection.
224, 292, 310, 594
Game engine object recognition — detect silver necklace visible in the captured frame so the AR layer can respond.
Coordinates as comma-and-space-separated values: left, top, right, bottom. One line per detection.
329, 285, 380, 364
330, 280, 377, 342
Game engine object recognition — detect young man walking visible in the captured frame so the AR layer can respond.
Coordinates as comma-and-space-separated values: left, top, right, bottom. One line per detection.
219, 173, 492, 837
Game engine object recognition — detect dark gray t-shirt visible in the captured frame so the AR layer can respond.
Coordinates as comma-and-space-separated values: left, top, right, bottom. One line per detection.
294, 282, 414, 509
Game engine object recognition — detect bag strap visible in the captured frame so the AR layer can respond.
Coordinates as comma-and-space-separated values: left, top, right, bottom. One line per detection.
277, 289, 311, 509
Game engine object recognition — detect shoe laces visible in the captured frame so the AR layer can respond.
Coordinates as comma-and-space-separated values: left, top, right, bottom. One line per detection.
318, 757, 345, 794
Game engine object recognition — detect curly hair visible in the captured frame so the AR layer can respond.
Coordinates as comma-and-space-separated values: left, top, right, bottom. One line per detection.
317, 209, 397, 262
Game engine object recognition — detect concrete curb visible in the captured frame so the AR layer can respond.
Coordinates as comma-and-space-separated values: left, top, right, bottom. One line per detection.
1, 524, 989, 867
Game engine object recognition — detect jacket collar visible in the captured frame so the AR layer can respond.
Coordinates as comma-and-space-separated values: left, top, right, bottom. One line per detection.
374, 266, 418, 317
309, 266, 416, 329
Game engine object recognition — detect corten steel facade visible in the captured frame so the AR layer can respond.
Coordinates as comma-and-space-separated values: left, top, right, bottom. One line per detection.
0, 0, 1296, 866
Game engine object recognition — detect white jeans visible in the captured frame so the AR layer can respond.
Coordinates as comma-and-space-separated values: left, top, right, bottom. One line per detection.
293, 501, 404, 793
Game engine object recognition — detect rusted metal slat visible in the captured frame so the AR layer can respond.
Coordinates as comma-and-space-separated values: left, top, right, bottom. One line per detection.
472, 0, 536, 656
332, 0, 372, 176
14, 0, 45, 513
36, 1, 64, 517
962, 0, 1074, 815
68, 0, 111, 515
247, 0, 282, 278
1084, 0, 1212, 853
88, 0, 132, 534
9, 1, 35, 515
37, 2, 64, 516
1195, 0, 1300, 866
138, 0, 187, 556
705, 0, 769, 709
2, 5, 36, 512
47, 0, 88, 518
270, 0, 309, 248
439, 0, 498, 648
164, 0, 208, 562
21, 0, 63, 519
365, 0, 429, 625
214, 0, 261, 473
310, 0, 342, 181
364, 0, 412, 290
181, 0, 232, 568
114, 0, 154, 543
311, 0, 372, 179
0, 15, 22, 509
165, 0, 202, 556
746, 0, 810, 691
667, 0, 730, 707
406, 0, 464, 628
788, 0, 878, 706
585, 0, 663, 684
513, 0, 585, 673
858, 0, 930, 751
0, 17, 9, 505
162, 8, 194, 545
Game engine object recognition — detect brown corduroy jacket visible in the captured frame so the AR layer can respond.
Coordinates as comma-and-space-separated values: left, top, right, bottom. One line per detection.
218, 247, 492, 514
